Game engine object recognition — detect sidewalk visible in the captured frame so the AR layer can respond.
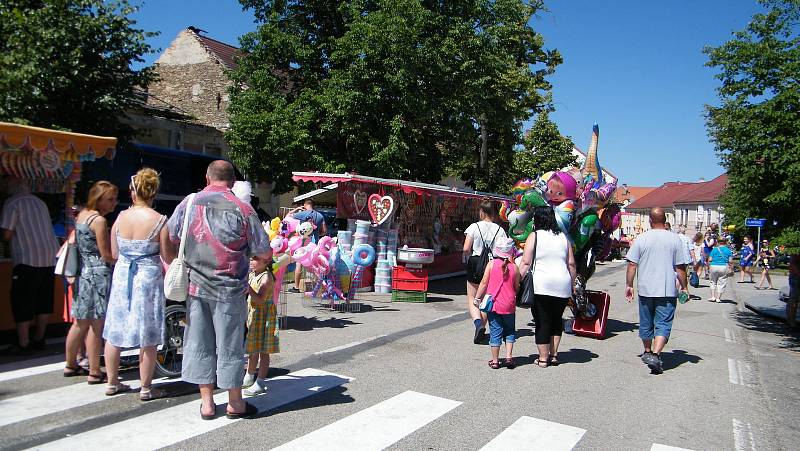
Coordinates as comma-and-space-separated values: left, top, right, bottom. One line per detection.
731, 273, 798, 323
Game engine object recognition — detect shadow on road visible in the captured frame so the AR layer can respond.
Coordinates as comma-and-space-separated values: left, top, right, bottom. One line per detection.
602, 318, 639, 339
553, 348, 599, 365
428, 276, 468, 295
283, 316, 362, 331
731, 309, 800, 351
661, 349, 702, 370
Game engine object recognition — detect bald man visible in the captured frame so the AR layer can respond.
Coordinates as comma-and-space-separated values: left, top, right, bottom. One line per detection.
167, 160, 270, 419
625, 207, 690, 374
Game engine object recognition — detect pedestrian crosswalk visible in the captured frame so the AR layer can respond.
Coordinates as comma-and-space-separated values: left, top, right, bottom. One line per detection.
0, 358, 697, 451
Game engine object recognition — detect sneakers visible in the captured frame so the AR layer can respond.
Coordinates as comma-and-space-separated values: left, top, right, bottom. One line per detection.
641, 352, 663, 374
473, 326, 485, 344
242, 372, 256, 388
244, 380, 267, 396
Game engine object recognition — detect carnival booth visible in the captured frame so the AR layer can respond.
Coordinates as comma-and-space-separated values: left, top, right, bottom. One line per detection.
0, 122, 117, 331
290, 172, 510, 302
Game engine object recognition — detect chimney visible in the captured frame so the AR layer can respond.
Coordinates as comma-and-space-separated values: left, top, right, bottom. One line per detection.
698, 177, 705, 182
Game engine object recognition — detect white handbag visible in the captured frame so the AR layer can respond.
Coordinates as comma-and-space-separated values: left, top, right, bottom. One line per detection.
164, 194, 195, 301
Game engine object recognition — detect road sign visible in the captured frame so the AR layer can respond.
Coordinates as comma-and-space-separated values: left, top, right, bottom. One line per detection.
745, 218, 766, 227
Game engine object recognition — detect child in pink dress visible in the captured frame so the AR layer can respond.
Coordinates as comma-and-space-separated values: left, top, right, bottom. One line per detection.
475, 238, 520, 369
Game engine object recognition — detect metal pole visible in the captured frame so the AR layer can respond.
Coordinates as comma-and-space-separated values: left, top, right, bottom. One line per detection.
756, 226, 761, 258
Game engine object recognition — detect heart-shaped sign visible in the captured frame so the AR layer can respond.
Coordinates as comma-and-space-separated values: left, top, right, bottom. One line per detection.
368, 194, 395, 225
353, 190, 368, 215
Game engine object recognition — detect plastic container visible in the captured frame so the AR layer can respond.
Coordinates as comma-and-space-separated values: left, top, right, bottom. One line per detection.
391, 266, 428, 292
392, 289, 427, 303
572, 291, 611, 339
337, 230, 352, 244
347, 219, 357, 232
355, 219, 371, 235
375, 284, 392, 294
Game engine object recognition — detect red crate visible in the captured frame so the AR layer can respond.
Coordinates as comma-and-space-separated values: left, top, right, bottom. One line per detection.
572, 291, 611, 339
391, 266, 429, 292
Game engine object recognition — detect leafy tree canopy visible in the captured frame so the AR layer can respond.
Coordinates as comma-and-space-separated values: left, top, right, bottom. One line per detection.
0, 0, 157, 138
704, 0, 800, 251
228, 0, 561, 194
505, 110, 575, 192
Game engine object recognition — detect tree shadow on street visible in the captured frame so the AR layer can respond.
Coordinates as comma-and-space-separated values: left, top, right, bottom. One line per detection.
661, 349, 702, 370
428, 276, 468, 295
731, 309, 800, 352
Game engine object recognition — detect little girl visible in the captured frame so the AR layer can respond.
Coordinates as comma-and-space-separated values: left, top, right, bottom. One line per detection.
474, 238, 520, 369
243, 253, 280, 395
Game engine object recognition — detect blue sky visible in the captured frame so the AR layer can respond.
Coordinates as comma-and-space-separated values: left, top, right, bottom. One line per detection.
131, 0, 764, 187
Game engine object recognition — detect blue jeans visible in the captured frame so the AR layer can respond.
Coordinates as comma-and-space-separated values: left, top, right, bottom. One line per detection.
487, 312, 516, 346
638, 296, 677, 340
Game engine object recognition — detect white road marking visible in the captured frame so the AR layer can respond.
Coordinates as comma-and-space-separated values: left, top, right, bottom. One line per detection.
0, 374, 166, 427
728, 358, 753, 387
0, 349, 140, 383
724, 328, 735, 343
732, 418, 756, 451
432, 312, 465, 322
313, 335, 388, 355
651, 444, 694, 451
28, 368, 351, 451
480, 416, 586, 451
272, 390, 461, 451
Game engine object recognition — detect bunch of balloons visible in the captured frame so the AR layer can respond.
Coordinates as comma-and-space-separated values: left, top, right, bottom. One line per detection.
506, 124, 622, 319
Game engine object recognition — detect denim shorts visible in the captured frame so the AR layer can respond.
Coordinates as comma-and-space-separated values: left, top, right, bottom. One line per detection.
487, 312, 516, 346
638, 296, 677, 340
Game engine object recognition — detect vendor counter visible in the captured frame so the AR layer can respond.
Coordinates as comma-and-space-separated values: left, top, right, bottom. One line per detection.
1, 259, 67, 331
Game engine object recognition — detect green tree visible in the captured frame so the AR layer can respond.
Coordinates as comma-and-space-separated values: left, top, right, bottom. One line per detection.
0, 0, 157, 138
503, 110, 576, 191
704, 0, 800, 250
228, 0, 560, 194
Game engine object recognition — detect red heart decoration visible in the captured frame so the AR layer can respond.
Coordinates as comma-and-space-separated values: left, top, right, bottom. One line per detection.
368, 194, 395, 225
353, 190, 368, 215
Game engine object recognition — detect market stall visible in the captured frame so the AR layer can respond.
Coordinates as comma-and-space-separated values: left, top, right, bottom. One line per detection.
291, 172, 511, 294
0, 122, 117, 331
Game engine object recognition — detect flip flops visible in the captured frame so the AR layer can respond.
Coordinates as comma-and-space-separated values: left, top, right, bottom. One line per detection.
226, 402, 258, 419
87, 373, 107, 385
63, 366, 89, 377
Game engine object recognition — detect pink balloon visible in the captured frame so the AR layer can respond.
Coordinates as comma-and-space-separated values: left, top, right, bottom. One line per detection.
283, 216, 300, 234
288, 236, 303, 253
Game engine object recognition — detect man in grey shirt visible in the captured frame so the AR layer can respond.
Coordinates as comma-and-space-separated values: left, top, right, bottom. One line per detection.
625, 208, 689, 374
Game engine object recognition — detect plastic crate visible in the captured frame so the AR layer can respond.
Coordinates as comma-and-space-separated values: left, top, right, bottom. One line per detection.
392, 289, 428, 303
391, 266, 429, 292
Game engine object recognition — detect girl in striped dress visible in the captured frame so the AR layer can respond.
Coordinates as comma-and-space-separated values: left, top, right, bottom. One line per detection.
242, 254, 279, 395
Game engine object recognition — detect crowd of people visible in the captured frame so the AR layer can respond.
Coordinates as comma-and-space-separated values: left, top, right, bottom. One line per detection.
1, 161, 277, 417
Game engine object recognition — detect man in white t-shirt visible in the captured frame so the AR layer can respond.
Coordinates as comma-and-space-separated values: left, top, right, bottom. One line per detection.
625, 208, 690, 374
462, 201, 507, 344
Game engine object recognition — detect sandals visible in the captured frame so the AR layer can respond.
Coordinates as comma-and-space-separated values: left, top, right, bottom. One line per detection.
139, 387, 167, 401
504, 357, 516, 369
105, 383, 131, 396
548, 356, 560, 366
63, 365, 89, 377
200, 405, 216, 421
226, 401, 258, 419
487, 360, 501, 369
534, 358, 549, 368
87, 373, 107, 385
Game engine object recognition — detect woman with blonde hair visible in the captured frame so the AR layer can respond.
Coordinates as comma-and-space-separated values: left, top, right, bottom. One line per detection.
64, 181, 118, 383
103, 168, 174, 399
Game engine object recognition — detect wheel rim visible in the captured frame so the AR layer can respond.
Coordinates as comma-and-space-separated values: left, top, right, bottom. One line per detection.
156, 307, 185, 377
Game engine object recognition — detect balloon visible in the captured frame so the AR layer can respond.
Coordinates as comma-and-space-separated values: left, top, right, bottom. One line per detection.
297, 222, 314, 238
553, 200, 575, 237
519, 190, 548, 210
283, 216, 300, 234
508, 209, 535, 243
498, 201, 512, 222
352, 244, 376, 267
270, 236, 285, 253
599, 204, 622, 233
317, 236, 334, 257
511, 178, 536, 204
571, 211, 599, 251
288, 236, 303, 253
545, 172, 578, 206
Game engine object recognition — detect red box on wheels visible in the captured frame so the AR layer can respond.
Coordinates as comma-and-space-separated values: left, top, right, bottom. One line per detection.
391, 266, 428, 292
572, 291, 611, 339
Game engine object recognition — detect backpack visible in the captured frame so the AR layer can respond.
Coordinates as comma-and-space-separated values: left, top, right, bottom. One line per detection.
466, 224, 500, 284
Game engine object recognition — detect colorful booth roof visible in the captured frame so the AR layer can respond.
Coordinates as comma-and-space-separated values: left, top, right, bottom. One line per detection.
0, 122, 117, 161
292, 172, 511, 201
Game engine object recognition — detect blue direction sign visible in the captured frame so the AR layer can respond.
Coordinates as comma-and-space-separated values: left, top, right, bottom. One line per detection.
745, 218, 766, 227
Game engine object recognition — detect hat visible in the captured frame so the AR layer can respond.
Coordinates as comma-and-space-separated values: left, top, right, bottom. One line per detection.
492, 237, 515, 259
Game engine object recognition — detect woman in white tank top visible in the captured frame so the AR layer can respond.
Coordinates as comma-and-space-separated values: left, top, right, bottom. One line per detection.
518, 206, 576, 367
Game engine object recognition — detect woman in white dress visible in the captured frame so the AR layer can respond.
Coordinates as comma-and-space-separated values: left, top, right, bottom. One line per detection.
103, 168, 174, 400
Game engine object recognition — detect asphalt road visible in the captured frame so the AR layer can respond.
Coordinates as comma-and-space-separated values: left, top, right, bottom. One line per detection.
1, 260, 798, 450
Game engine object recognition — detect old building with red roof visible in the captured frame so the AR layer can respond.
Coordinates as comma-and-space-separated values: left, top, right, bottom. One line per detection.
623, 174, 728, 235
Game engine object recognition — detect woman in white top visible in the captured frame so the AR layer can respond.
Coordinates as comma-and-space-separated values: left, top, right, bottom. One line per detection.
462, 200, 508, 344
518, 206, 576, 368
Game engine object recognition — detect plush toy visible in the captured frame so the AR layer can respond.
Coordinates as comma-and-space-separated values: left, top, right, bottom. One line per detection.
546, 172, 578, 206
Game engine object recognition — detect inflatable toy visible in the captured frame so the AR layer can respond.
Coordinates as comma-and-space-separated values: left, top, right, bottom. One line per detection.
352, 244, 376, 267
545, 171, 578, 206
297, 222, 314, 238
553, 200, 575, 237
288, 235, 304, 253
571, 211, 599, 252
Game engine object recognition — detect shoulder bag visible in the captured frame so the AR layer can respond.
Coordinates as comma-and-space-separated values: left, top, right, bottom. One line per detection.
54, 230, 79, 278
516, 231, 538, 308
467, 224, 500, 284
164, 194, 196, 301
478, 262, 505, 313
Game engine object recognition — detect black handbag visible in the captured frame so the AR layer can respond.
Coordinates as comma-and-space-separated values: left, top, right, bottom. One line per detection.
516, 231, 537, 308
467, 224, 500, 284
